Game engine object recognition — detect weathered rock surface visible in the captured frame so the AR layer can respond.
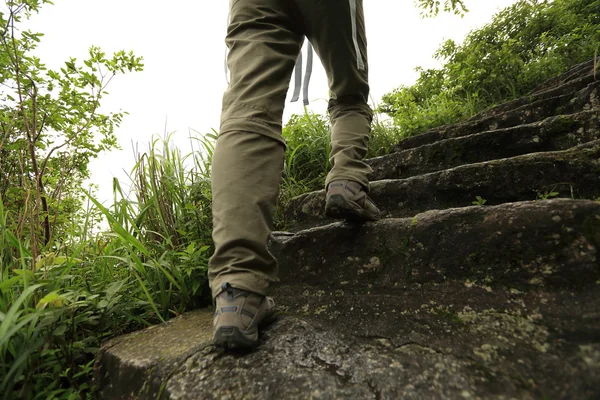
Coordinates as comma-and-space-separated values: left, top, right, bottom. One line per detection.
273, 200, 600, 291
97, 304, 600, 400
96, 311, 214, 399
286, 142, 600, 230
369, 110, 599, 181
96, 58, 600, 399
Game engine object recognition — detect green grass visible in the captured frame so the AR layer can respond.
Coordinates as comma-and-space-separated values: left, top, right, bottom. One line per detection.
0, 132, 215, 398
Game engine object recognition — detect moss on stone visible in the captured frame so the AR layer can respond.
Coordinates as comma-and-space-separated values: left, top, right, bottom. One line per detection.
555, 114, 576, 128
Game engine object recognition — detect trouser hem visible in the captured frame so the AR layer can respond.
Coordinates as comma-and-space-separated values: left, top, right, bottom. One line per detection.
220, 119, 286, 148
210, 271, 274, 299
325, 172, 370, 192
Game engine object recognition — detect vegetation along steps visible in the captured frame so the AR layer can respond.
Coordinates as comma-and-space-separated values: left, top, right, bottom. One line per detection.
393, 63, 599, 151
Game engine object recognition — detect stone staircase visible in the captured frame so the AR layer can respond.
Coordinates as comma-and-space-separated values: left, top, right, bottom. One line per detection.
95, 58, 600, 399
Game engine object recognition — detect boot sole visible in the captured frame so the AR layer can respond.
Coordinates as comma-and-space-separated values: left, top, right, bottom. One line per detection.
325, 194, 379, 222
214, 326, 257, 349
213, 313, 278, 350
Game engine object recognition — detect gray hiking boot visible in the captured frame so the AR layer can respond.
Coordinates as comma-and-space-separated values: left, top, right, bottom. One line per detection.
325, 180, 380, 221
213, 282, 276, 349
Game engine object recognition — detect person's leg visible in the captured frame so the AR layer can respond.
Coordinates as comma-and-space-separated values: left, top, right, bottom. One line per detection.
297, 0, 379, 220
210, 133, 285, 296
210, 0, 303, 347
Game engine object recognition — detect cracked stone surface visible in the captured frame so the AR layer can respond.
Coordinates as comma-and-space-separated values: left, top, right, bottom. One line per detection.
95, 58, 600, 399
369, 110, 600, 182
273, 200, 600, 291
165, 315, 531, 400
285, 141, 600, 230
97, 298, 600, 400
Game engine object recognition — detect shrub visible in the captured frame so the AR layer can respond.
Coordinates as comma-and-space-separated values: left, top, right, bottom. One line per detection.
379, 0, 600, 138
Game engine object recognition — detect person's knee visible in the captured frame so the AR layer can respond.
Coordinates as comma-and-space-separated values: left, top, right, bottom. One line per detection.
219, 111, 287, 148
328, 96, 373, 123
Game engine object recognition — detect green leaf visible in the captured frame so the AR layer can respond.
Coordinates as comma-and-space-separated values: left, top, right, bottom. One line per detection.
106, 279, 126, 300
36, 291, 64, 309
53, 324, 68, 336
0, 284, 44, 347
0, 276, 21, 291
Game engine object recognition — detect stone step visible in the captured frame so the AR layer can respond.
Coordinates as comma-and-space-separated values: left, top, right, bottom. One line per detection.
96, 283, 600, 399
471, 70, 599, 122
271, 199, 600, 293
530, 56, 599, 94
283, 142, 600, 230
368, 109, 599, 181
96, 310, 214, 399
272, 284, 600, 398
392, 77, 599, 152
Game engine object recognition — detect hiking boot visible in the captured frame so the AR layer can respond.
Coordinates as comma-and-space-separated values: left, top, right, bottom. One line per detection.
213, 282, 276, 349
325, 179, 380, 221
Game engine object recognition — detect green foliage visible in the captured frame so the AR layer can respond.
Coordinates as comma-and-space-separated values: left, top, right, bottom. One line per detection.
368, 113, 404, 158
274, 112, 330, 229
0, 131, 216, 398
380, 0, 600, 139
472, 196, 487, 206
0, 1, 161, 397
0, 0, 144, 260
537, 190, 560, 200
0, 200, 148, 398
415, 0, 468, 17
282, 112, 331, 194
114, 132, 215, 313
378, 73, 465, 141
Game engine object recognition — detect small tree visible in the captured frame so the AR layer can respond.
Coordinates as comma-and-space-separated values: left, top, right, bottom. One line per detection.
0, 0, 143, 265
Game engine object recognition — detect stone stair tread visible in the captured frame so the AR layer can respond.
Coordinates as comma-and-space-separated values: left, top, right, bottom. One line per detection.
284, 141, 600, 231
272, 199, 600, 292
392, 77, 599, 152
273, 282, 600, 397
467, 72, 598, 122
96, 283, 600, 399
530, 56, 599, 94
368, 109, 599, 181
273, 282, 599, 336
95, 310, 214, 399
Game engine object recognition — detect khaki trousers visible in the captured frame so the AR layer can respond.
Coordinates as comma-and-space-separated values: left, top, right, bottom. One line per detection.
209, 0, 373, 297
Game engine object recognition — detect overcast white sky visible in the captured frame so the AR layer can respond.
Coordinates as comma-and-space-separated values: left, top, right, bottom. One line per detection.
25, 0, 519, 204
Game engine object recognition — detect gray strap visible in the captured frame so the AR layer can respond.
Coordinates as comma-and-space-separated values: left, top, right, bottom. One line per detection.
302, 42, 313, 106
291, 50, 303, 102
349, 0, 365, 70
